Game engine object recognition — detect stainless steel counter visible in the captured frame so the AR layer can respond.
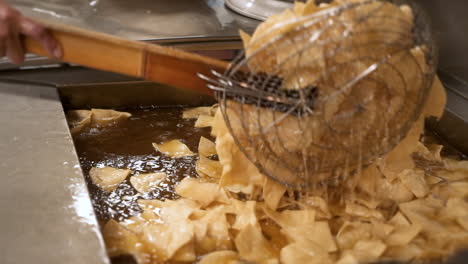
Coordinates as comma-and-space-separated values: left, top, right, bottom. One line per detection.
0, 80, 109, 264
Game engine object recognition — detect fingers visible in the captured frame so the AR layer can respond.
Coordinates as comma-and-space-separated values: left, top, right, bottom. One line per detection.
0, 23, 7, 58
19, 17, 62, 59
0, 4, 24, 64
6, 28, 24, 64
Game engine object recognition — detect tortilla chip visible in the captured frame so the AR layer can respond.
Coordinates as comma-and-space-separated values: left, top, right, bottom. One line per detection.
399, 169, 429, 198
336, 252, 359, 264
264, 208, 315, 230
433, 181, 468, 200
280, 242, 330, 264
262, 177, 287, 210
399, 199, 446, 234
182, 106, 212, 119
285, 221, 337, 253
198, 250, 240, 264
345, 202, 384, 220
194, 205, 233, 254
371, 222, 395, 240
172, 240, 196, 262
130, 172, 166, 194
137, 199, 199, 260
350, 239, 386, 263
199, 136, 217, 157
91, 109, 131, 126
439, 198, 468, 223
293, 1, 306, 16
425, 77, 447, 118
230, 200, 259, 230
153, 140, 194, 157
239, 30, 251, 48
89, 167, 131, 192
175, 177, 229, 207
138, 198, 199, 222
384, 243, 424, 261
195, 115, 214, 128
386, 224, 422, 247
336, 222, 372, 250
456, 216, 468, 231
67, 110, 92, 134
375, 177, 414, 203
141, 220, 193, 261
303, 196, 332, 219
377, 116, 423, 180
388, 212, 411, 227
445, 159, 468, 172
196, 156, 222, 179
212, 109, 265, 194
102, 219, 140, 257
235, 224, 276, 262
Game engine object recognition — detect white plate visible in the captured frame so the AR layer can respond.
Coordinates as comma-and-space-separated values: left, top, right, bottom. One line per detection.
225, 0, 293, 21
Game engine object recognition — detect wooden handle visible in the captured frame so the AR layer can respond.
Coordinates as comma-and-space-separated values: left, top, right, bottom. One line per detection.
24, 21, 229, 95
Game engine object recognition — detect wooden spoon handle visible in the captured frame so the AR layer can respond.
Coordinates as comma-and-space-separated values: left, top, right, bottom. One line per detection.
23, 21, 229, 95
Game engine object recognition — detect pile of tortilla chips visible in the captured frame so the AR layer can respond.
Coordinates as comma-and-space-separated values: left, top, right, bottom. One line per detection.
101, 81, 468, 263
98, 1, 467, 263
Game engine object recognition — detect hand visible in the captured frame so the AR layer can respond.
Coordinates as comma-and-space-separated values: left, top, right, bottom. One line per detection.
0, 1, 62, 64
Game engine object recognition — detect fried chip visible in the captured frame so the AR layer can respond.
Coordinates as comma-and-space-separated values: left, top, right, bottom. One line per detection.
371, 222, 395, 240
102, 219, 140, 257
345, 202, 384, 220
336, 222, 372, 250
89, 167, 131, 192
385, 243, 424, 262
239, 30, 251, 49
194, 205, 233, 254
280, 242, 330, 264
235, 224, 276, 262
375, 177, 414, 203
457, 216, 468, 231
439, 198, 468, 226
285, 221, 337, 253
388, 212, 411, 227
140, 198, 199, 220
137, 199, 199, 261
172, 241, 196, 262
153, 140, 194, 158
67, 110, 92, 134
196, 156, 222, 179
399, 169, 429, 198
182, 106, 212, 119
399, 199, 446, 234
175, 177, 229, 207
386, 224, 422, 247
198, 136, 217, 157
336, 252, 359, 264
350, 239, 386, 263
195, 115, 215, 128
230, 200, 259, 230
303, 196, 332, 219
91, 109, 131, 126
213, 107, 265, 194
130, 172, 166, 194
262, 177, 287, 210
198, 250, 240, 264
264, 208, 315, 230
141, 220, 193, 261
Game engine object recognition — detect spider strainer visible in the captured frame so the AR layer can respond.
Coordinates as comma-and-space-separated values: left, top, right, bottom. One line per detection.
201, 0, 437, 188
